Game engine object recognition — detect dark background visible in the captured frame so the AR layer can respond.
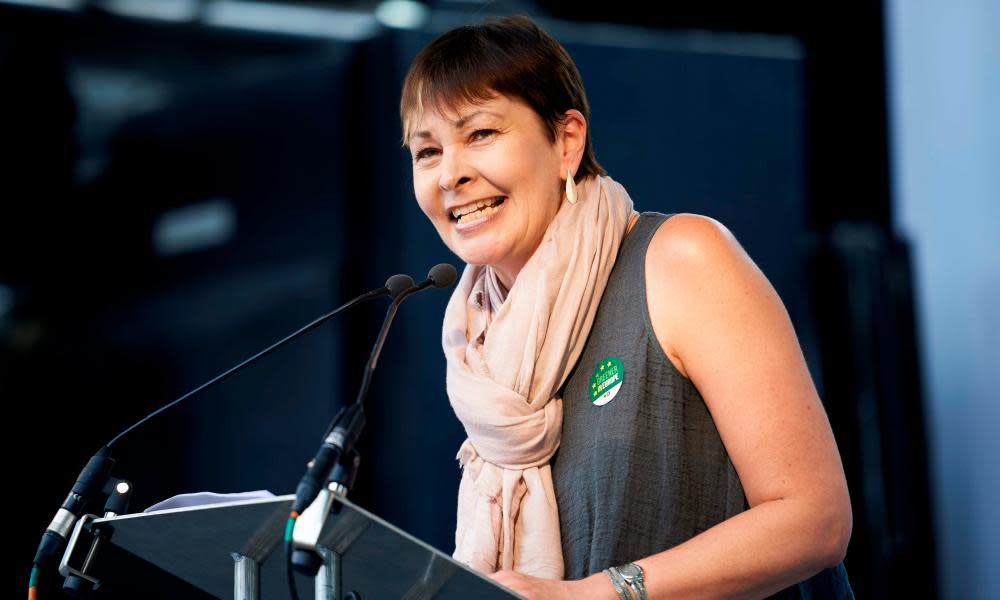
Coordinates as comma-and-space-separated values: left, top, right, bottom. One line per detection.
1, 1, 954, 598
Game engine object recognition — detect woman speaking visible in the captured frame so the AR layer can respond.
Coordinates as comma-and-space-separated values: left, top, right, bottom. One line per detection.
400, 15, 854, 600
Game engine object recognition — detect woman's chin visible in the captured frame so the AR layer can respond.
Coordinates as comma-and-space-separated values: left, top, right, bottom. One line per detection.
454, 248, 505, 268
445, 236, 507, 267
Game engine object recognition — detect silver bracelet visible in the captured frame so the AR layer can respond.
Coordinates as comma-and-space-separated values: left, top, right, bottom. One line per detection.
616, 562, 647, 600
603, 567, 632, 600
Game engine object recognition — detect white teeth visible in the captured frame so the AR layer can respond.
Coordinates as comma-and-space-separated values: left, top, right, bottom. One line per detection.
456, 201, 502, 224
452, 197, 504, 219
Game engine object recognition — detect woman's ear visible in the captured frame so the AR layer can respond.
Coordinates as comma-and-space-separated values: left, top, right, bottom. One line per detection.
560, 109, 587, 176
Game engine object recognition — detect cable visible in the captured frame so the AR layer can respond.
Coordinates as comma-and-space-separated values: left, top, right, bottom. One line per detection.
28, 566, 39, 600
106, 290, 378, 448
285, 512, 301, 600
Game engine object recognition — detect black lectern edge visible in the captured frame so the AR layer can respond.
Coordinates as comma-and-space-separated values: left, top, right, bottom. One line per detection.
92, 493, 522, 598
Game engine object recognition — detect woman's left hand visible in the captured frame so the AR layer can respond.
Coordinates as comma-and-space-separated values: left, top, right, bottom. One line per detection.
489, 571, 618, 600
488, 570, 590, 600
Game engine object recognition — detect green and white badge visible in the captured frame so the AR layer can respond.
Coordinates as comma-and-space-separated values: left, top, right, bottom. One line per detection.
589, 356, 624, 406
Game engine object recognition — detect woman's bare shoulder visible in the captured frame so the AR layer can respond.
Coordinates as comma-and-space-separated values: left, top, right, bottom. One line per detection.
644, 212, 773, 380
648, 212, 745, 269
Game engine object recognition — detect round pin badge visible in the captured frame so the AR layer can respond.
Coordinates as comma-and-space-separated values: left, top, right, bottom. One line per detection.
588, 356, 624, 406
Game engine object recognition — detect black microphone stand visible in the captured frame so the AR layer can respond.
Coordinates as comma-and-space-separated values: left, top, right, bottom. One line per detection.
287, 265, 457, 599
29, 275, 412, 599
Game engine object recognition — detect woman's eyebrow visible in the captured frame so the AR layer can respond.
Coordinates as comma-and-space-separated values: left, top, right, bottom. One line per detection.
409, 130, 433, 143
452, 109, 502, 128
409, 110, 503, 142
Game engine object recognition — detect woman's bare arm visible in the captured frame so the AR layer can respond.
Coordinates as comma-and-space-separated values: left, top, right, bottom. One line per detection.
491, 213, 851, 599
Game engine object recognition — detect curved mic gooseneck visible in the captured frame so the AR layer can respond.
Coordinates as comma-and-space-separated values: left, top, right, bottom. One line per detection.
291, 263, 457, 515
29, 274, 413, 599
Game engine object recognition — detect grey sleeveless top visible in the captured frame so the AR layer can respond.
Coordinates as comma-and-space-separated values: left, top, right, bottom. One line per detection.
551, 212, 853, 598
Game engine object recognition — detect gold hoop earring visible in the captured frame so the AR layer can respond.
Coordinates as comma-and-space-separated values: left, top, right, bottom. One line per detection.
566, 168, 578, 205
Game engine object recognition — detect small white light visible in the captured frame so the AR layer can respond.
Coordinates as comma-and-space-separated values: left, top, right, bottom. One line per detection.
374, 0, 428, 30
204, 0, 380, 41
0, 0, 81, 11
152, 198, 237, 257
116, 481, 131, 494
97, 0, 199, 22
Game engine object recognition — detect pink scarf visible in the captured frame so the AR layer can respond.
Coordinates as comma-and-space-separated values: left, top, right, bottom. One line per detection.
442, 175, 634, 578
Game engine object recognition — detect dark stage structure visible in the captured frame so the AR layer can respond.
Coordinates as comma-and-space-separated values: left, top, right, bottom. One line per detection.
2, 2, 936, 598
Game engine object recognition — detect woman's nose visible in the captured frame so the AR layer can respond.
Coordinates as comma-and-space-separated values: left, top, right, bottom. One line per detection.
438, 147, 473, 191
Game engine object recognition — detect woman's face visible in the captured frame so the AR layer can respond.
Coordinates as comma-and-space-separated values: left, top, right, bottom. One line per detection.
408, 93, 567, 288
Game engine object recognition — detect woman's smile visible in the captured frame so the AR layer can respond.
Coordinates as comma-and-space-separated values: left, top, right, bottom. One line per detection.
453, 196, 506, 232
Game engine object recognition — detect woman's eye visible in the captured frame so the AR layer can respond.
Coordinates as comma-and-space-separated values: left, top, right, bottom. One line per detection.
470, 129, 497, 141
414, 148, 439, 161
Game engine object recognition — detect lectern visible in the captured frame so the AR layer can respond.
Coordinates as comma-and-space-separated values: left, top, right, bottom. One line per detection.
62, 494, 519, 599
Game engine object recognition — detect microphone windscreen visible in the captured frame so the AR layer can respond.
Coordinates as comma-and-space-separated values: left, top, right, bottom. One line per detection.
385, 274, 415, 299
428, 263, 458, 288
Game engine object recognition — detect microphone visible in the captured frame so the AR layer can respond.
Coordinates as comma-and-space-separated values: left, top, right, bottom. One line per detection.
30, 274, 412, 578
33, 448, 115, 570
430, 262, 458, 286
383, 273, 415, 299
407, 262, 458, 295
292, 264, 456, 515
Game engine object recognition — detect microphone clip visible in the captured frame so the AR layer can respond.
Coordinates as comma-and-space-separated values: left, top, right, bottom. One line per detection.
58, 478, 134, 599
59, 514, 104, 597
291, 449, 361, 576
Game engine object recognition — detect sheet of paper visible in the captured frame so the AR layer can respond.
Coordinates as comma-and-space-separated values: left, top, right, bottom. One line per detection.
143, 490, 275, 513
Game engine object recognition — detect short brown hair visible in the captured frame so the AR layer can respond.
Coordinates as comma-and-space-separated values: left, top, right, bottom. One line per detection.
399, 15, 606, 182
